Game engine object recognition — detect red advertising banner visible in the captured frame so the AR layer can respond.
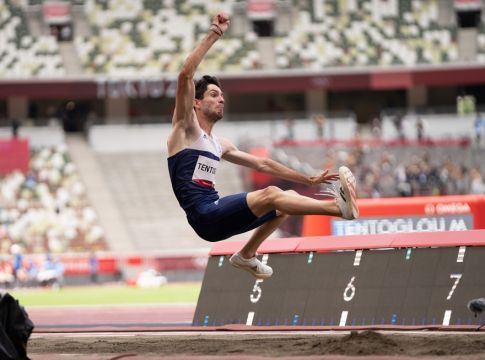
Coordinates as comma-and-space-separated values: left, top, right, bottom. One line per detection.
302, 195, 485, 237
59, 254, 207, 276
0, 138, 30, 174
247, 0, 275, 17
61, 256, 118, 276
454, 0, 482, 10
42, 2, 71, 23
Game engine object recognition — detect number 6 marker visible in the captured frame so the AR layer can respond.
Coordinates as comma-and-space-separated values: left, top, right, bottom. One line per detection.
344, 276, 356, 302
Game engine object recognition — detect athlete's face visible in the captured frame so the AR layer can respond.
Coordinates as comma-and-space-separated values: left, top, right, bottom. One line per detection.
196, 84, 224, 122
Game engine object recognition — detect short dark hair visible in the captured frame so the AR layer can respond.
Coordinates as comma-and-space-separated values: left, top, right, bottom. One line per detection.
195, 75, 221, 100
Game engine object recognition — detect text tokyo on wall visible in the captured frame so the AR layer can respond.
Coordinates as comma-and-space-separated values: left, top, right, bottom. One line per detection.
95, 78, 176, 99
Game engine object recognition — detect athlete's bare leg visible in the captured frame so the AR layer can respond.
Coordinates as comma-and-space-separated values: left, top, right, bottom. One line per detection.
247, 186, 341, 218
240, 188, 337, 258
231, 171, 357, 278
239, 212, 288, 259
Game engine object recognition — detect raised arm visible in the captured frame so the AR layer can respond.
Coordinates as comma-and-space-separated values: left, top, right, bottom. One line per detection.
220, 137, 339, 186
172, 13, 230, 127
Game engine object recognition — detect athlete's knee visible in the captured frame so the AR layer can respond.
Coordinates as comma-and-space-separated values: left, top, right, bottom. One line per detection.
262, 186, 283, 201
285, 189, 298, 196
260, 185, 282, 196
248, 186, 284, 214
264, 185, 282, 193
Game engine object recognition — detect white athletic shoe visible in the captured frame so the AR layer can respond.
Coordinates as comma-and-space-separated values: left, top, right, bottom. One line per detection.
335, 166, 359, 220
229, 252, 273, 279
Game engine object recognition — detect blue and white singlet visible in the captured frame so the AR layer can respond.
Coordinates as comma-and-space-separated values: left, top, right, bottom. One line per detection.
168, 131, 222, 211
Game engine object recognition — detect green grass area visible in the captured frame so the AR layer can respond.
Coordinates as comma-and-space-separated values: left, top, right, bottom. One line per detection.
10, 282, 202, 307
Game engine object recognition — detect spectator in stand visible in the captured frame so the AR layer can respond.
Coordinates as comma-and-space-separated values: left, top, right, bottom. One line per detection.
284, 118, 295, 141
62, 101, 77, 132
10, 244, 23, 285
395, 164, 412, 197
88, 252, 99, 284
54, 257, 65, 288
416, 117, 425, 142
474, 113, 484, 147
455, 165, 469, 195
0, 260, 14, 288
371, 116, 382, 139
360, 167, 381, 198
393, 113, 406, 141
25, 258, 39, 286
11, 118, 20, 138
37, 254, 64, 288
470, 168, 485, 194
312, 114, 326, 140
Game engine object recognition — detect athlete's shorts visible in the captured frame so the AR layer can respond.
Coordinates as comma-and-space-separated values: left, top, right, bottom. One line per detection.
186, 192, 277, 242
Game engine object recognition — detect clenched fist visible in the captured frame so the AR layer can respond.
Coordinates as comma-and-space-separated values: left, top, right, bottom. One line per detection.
211, 12, 230, 36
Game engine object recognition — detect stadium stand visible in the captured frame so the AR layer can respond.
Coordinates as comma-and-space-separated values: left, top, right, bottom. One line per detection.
68, 0, 461, 75
65, 135, 134, 253
74, 0, 258, 75
0, 142, 108, 254
274, 0, 458, 68
0, 0, 64, 77
0, 0, 480, 77
1, 0, 482, 77
271, 141, 485, 198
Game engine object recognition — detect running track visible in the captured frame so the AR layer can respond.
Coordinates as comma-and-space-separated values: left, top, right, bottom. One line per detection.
29, 303, 195, 332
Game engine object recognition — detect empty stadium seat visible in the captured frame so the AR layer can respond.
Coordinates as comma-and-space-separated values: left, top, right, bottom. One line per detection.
0, 144, 108, 254
0, 1, 64, 78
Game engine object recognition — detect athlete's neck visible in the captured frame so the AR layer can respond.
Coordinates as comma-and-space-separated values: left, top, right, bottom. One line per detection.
197, 113, 216, 137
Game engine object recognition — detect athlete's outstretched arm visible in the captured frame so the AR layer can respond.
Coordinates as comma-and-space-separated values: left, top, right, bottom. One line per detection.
220, 138, 339, 186
173, 13, 230, 127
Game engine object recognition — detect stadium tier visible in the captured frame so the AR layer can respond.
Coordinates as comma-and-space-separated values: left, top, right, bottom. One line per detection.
274, 0, 458, 68
0, 0, 64, 77
2, 0, 484, 77
75, 0, 260, 74
0, 142, 108, 254
270, 140, 485, 198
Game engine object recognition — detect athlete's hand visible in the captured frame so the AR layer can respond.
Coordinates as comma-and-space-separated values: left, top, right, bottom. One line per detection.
211, 12, 230, 35
309, 169, 339, 185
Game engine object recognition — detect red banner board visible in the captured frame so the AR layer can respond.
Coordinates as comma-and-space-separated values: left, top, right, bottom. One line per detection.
42, 2, 71, 23
59, 255, 207, 276
0, 139, 30, 174
61, 256, 118, 276
302, 195, 485, 237
248, 0, 275, 15
454, 0, 482, 10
